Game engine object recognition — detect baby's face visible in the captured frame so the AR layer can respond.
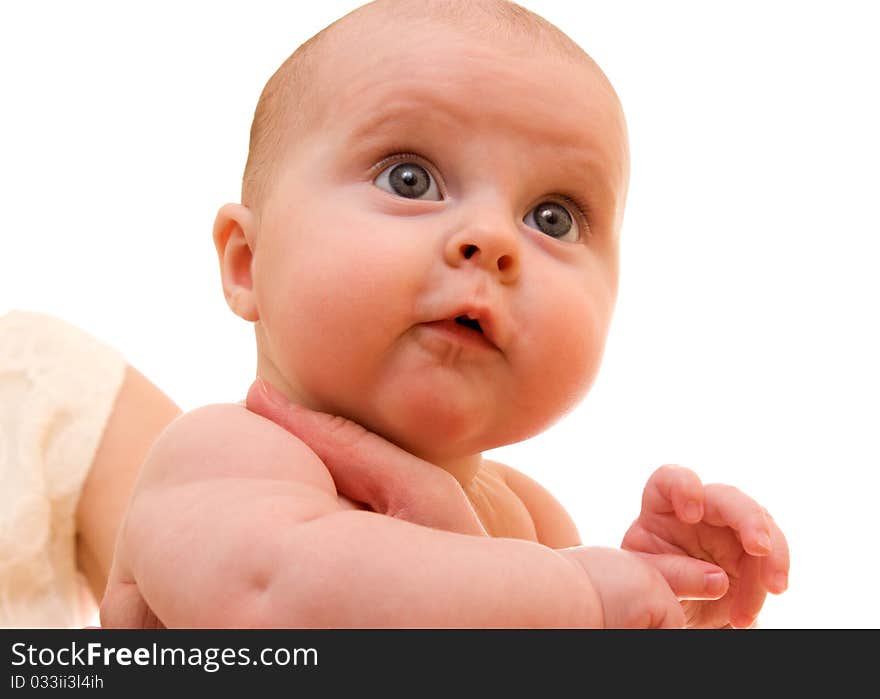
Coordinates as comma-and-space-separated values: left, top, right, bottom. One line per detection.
250, 20, 629, 463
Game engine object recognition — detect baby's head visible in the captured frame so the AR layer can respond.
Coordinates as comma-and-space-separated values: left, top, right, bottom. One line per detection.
213, 0, 630, 473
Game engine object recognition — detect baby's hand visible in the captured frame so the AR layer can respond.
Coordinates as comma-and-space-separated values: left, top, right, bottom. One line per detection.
622, 465, 790, 628
559, 546, 727, 628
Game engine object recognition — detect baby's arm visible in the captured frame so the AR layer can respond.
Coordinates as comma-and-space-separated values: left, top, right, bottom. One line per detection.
115, 404, 606, 628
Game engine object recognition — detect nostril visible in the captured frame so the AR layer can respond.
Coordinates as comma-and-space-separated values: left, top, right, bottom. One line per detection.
461, 244, 478, 260
497, 254, 514, 272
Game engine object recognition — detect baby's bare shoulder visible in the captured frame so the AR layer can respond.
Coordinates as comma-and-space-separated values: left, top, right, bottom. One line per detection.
126, 403, 343, 564
116, 404, 345, 627
483, 460, 582, 548
137, 403, 336, 495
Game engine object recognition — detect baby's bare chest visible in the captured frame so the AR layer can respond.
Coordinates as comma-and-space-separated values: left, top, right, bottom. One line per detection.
465, 467, 538, 541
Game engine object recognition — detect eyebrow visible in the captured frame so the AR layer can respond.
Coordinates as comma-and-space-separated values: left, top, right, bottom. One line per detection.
342, 95, 466, 150
341, 93, 625, 224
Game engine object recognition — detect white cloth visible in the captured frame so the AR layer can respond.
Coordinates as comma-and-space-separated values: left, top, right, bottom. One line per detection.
0, 310, 126, 628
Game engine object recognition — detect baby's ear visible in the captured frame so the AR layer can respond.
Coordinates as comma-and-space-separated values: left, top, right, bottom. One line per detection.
213, 203, 259, 321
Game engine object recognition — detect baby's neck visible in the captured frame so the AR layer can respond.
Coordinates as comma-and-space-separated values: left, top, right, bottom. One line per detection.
254, 358, 485, 488
422, 452, 483, 489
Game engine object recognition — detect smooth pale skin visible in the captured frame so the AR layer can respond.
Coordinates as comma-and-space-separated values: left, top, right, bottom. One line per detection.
84, 374, 788, 626
96, 11, 788, 628
100, 385, 713, 628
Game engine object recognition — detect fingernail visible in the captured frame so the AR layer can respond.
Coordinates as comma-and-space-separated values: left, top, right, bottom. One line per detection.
756, 532, 772, 553
705, 572, 727, 595
773, 571, 788, 593
683, 500, 701, 522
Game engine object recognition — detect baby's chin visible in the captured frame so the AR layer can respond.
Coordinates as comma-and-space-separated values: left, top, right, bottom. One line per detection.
356, 379, 538, 462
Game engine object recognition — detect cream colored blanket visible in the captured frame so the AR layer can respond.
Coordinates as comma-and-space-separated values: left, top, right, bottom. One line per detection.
0, 310, 125, 628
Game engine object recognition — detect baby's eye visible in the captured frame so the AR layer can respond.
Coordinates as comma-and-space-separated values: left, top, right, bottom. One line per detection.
373, 162, 442, 201
523, 201, 579, 242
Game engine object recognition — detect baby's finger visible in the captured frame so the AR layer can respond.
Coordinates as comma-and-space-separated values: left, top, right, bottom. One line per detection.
760, 513, 790, 594
634, 552, 729, 600
642, 464, 705, 523
729, 554, 767, 629
701, 484, 773, 556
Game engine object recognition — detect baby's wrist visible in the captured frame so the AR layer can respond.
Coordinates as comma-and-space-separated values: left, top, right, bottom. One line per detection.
556, 547, 605, 629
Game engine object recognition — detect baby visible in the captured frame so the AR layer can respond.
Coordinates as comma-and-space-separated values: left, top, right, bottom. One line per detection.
100, 0, 788, 628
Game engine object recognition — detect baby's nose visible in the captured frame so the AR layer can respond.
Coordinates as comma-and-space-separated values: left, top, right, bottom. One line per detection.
444, 223, 521, 283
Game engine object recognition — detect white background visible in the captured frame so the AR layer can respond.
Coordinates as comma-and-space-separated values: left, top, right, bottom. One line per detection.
2, 1, 878, 628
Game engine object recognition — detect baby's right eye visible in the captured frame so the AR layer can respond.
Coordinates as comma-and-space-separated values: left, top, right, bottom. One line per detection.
373, 161, 442, 201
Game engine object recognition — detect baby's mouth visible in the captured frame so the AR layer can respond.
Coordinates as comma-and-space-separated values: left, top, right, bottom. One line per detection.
418, 313, 499, 352
454, 315, 483, 334
419, 303, 502, 352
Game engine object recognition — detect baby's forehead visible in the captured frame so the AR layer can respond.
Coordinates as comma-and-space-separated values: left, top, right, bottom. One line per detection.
244, 0, 628, 211
287, 29, 629, 233
310, 18, 622, 131
317, 25, 624, 157
319, 7, 608, 89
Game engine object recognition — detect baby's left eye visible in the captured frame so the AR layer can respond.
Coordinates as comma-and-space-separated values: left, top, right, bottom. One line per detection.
523, 201, 580, 242
373, 161, 442, 201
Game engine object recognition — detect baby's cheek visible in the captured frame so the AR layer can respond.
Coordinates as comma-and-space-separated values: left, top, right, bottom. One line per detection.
524, 298, 608, 415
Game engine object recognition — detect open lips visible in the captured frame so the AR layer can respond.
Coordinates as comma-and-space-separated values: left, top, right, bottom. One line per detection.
422, 306, 502, 351
448, 310, 500, 350
454, 315, 483, 334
